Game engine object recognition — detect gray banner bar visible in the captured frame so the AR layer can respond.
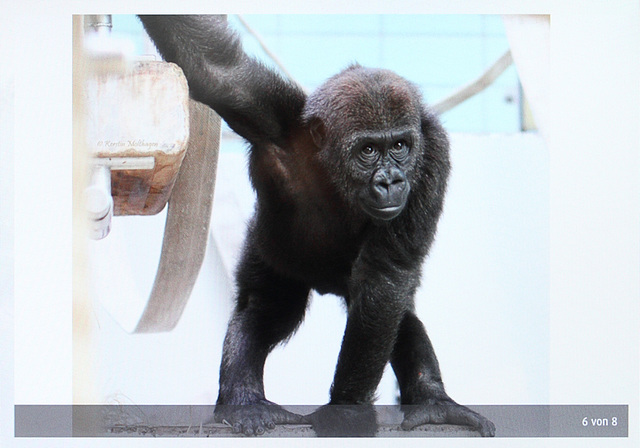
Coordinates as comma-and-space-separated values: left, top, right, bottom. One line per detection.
15, 404, 628, 438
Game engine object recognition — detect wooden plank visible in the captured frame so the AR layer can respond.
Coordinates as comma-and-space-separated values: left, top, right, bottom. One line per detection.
133, 99, 221, 332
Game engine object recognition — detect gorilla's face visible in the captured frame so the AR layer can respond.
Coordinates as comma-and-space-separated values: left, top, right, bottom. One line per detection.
350, 132, 415, 220
305, 66, 423, 221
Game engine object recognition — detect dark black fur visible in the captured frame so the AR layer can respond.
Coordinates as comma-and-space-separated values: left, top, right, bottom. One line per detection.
139, 15, 495, 437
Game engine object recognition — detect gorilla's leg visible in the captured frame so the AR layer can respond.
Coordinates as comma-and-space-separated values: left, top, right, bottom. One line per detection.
390, 312, 496, 437
214, 251, 310, 436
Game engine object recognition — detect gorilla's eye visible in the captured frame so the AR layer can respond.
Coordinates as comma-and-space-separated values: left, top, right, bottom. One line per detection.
360, 145, 377, 158
393, 140, 406, 150
391, 140, 410, 158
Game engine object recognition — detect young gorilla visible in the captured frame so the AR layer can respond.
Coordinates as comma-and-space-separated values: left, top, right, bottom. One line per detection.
139, 15, 495, 437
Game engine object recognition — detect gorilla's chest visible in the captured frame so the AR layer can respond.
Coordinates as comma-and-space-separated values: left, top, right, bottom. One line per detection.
255, 200, 365, 296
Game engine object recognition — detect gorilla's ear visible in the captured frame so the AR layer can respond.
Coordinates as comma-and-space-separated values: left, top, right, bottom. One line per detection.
309, 118, 326, 148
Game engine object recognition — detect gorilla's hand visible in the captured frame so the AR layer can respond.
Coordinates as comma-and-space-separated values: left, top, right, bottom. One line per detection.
213, 400, 305, 436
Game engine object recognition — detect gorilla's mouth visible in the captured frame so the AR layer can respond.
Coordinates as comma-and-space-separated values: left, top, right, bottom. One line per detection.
363, 203, 405, 220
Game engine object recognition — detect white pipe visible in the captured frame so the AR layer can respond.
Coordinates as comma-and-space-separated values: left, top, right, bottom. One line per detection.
86, 165, 113, 240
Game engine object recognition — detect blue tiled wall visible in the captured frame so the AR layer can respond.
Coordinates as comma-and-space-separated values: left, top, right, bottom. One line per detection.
113, 14, 521, 136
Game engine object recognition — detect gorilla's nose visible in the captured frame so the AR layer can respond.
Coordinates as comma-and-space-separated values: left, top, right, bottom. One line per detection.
372, 167, 407, 201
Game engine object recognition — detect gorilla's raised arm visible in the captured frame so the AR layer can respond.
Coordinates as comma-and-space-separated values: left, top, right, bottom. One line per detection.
139, 15, 306, 146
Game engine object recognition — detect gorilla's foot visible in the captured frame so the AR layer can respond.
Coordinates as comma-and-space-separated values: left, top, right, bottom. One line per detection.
401, 400, 496, 437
